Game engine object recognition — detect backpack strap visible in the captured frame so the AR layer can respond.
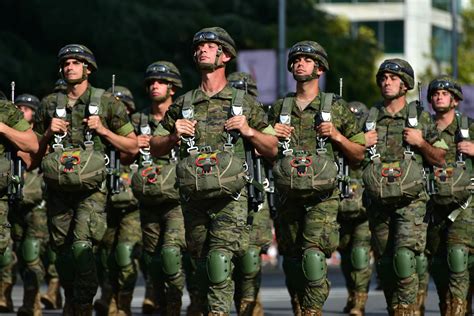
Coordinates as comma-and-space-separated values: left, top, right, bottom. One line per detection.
456, 111, 470, 141
140, 112, 151, 135
226, 88, 246, 146
55, 93, 67, 118
320, 92, 333, 122
406, 101, 419, 128
280, 96, 293, 125
365, 106, 379, 132
88, 87, 104, 116
181, 90, 195, 120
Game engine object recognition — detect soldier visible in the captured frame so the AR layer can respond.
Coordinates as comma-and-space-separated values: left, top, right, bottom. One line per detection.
0, 90, 38, 312
93, 85, 141, 316
361, 59, 447, 315
227, 72, 273, 316
131, 61, 186, 315
150, 27, 277, 316
268, 41, 366, 316
423, 76, 474, 314
34, 44, 138, 315
338, 101, 372, 316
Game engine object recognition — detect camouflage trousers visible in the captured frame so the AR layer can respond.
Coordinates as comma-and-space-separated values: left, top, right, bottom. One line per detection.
47, 189, 107, 305
425, 200, 474, 305
338, 214, 372, 294
275, 193, 340, 311
367, 193, 428, 310
184, 196, 250, 314
97, 204, 141, 297
0, 197, 10, 254
140, 201, 186, 311
233, 202, 273, 314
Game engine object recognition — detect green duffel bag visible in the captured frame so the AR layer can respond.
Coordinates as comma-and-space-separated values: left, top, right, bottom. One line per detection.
131, 163, 179, 205
109, 171, 138, 209
273, 150, 338, 199
176, 150, 247, 200
42, 148, 106, 192
362, 158, 425, 205
431, 164, 473, 205
21, 169, 44, 206
339, 179, 365, 219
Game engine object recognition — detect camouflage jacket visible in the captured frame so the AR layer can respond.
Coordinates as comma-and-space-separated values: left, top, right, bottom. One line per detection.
435, 113, 474, 166
268, 92, 365, 160
161, 85, 274, 159
0, 100, 30, 156
36, 85, 134, 153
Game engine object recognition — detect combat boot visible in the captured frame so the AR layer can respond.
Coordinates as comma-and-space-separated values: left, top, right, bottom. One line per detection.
142, 283, 156, 314
252, 295, 264, 316
94, 284, 116, 316
18, 288, 42, 316
392, 304, 415, 316
208, 312, 229, 316
0, 281, 13, 312
349, 292, 368, 316
238, 298, 257, 316
116, 292, 133, 316
164, 300, 182, 316
41, 278, 63, 309
343, 291, 355, 313
414, 289, 427, 316
290, 293, 302, 316
451, 297, 467, 316
301, 308, 322, 316
74, 304, 93, 316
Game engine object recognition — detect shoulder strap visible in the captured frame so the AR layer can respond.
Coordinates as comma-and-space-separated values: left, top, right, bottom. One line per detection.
365, 106, 379, 131
140, 112, 151, 135
279, 96, 293, 124
55, 93, 67, 118
182, 90, 195, 120
229, 88, 245, 117
406, 101, 418, 128
319, 92, 333, 122
89, 88, 104, 115
456, 112, 470, 141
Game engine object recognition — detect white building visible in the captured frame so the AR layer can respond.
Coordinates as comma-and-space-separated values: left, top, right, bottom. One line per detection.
315, 0, 461, 78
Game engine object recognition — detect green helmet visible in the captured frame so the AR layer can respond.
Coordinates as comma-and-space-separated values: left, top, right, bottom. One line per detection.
15, 94, 40, 111
193, 27, 237, 59
0, 91, 6, 100
144, 61, 183, 88
428, 75, 463, 101
54, 79, 67, 92
287, 41, 329, 72
57, 44, 97, 71
107, 86, 136, 112
376, 58, 414, 90
227, 72, 258, 97
348, 101, 368, 119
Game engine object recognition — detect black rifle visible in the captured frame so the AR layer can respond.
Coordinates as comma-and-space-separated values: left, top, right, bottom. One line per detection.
108, 74, 121, 194
264, 160, 277, 219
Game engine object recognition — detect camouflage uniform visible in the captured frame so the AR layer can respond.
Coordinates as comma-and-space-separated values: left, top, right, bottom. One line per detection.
269, 92, 365, 314
36, 84, 134, 310
0, 100, 31, 312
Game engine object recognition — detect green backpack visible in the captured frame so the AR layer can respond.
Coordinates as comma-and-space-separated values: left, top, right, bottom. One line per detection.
362, 102, 426, 204
109, 169, 138, 209
338, 177, 365, 219
431, 113, 473, 206
176, 89, 248, 201
273, 93, 339, 198
21, 169, 44, 206
42, 88, 107, 192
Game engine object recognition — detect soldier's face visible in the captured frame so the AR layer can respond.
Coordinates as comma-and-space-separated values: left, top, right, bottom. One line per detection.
292, 56, 316, 76
196, 42, 219, 64
431, 89, 457, 112
148, 79, 173, 102
62, 58, 90, 80
19, 105, 34, 123
379, 73, 405, 99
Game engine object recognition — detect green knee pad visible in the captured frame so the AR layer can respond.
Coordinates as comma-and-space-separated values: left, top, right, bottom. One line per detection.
71, 241, 94, 273
351, 246, 370, 270
448, 245, 468, 273
47, 246, 57, 264
161, 246, 181, 276
21, 238, 41, 263
207, 250, 231, 285
115, 242, 134, 268
302, 248, 327, 282
415, 253, 428, 277
239, 246, 261, 275
393, 247, 416, 279
0, 245, 13, 268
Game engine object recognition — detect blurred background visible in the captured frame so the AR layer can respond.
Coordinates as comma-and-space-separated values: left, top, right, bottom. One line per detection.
0, 0, 472, 114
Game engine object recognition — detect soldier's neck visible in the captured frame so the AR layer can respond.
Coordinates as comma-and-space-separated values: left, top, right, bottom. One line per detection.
384, 96, 406, 115
296, 80, 319, 103
434, 109, 455, 131
151, 98, 172, 122
66, 80, 88, 100
200, 68, 227, 97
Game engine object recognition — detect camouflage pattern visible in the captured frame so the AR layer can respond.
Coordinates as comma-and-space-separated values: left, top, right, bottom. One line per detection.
107, 86, 136, 112
268, 92, 365, 311
193, 27, 237, 59
427, 75, 463, 101
376, 58, 415, 90
362, 101, 443, 311
161, 85, 272, 313
287, 41, 329, 71
144, 61, 183, 88
227, 72, 259, 98
57, 44, 98, 71
35, 85, 134, 306
425, 117, 474, 308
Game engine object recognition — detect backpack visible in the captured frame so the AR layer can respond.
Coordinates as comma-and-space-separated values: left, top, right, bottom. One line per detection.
272, 93, 339, 198
362, 102, 426, 204
338, 177, 365, 218
42, 88, 107, 192
431, 112, 474, 206
21, 169, 44, 206
175, 89, 248, 201
109, 169, 138, 209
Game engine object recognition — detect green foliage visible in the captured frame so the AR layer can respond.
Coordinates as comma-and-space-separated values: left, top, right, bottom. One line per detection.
0, 0, 381, 108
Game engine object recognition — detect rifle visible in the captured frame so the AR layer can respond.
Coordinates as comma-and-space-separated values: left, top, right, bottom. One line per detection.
108, 74, 121, 194
337, 78, 350, 198
264, 160, 277, 219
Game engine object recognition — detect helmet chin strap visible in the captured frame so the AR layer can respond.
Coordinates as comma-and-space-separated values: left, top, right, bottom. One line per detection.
196, 45, 225, 71
60, 63, 89, 85
433, 97, 456, 114
292, 62, 320, 82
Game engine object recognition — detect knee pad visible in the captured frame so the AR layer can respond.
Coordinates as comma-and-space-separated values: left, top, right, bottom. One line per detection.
393, 247, 416, 279
115, 242, 134, 268
415, 253, 428, 277
21, 238, 41, 263
448, 245, 468, 274
47, 245, 57, 264
351, 246, 370, 270
0, 245, 13, 268
71, 241, 94, 273
239, 246, 261, 276
207, 249, 231, 285
302, 248, 326, 282
161, 246, 182, 276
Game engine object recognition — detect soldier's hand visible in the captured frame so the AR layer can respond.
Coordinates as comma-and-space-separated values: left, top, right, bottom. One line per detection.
137, 134, 152, 148
84, 116, 107, 135
457, 141, 474, 157
175, 119, 196, 138
317, 122, 342, 142
274, 123, 293, 139
364, 130, 378, 148
49, 118, 69, 134
225, 115, 254, 137
403, 128, 423, 147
